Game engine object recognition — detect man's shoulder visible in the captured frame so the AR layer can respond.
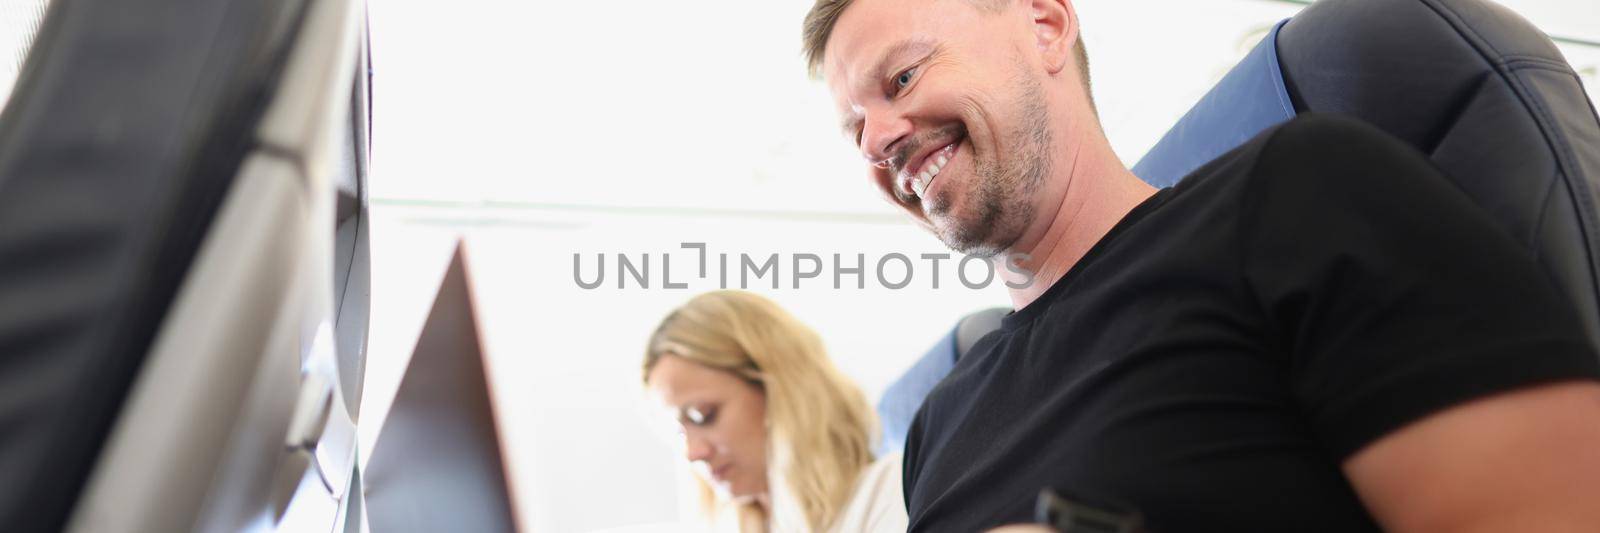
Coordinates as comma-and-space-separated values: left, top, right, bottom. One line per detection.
1251, 113, 1460, 220
1170, 113, 1441, 222
1181, 113, 1419, 189
1259, 114, 1425, 172
1268, 113, 1404, 147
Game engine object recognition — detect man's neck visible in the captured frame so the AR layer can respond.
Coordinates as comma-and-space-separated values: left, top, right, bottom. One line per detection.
999, 131, 1157, 310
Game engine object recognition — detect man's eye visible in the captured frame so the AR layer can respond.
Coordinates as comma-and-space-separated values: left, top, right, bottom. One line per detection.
894, 67, 917, 92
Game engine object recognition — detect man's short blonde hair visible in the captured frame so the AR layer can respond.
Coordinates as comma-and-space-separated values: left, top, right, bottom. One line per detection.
801, 0, 1091, 96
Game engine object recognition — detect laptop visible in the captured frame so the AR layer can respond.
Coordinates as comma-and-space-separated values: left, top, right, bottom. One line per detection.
363, 243, 521, 532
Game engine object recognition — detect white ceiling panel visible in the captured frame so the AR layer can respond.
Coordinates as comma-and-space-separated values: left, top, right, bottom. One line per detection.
368, 0, 1593, 216
1492, 0, 1600, 44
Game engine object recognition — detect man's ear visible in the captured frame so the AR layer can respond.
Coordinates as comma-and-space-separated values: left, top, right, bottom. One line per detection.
1029, 0, 1078, 76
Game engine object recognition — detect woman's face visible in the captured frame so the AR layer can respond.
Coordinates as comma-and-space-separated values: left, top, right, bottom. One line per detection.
646, 354, 770, 500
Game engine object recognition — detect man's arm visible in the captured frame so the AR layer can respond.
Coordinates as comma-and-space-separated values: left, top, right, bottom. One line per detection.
1241, 116, 1600, 532
1345, 380, 1600, 533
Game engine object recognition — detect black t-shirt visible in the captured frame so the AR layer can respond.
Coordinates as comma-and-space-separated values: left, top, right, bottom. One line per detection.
902, 115, 1600, 532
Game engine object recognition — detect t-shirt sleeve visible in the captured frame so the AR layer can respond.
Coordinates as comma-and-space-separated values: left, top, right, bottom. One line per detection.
1241, 115, 1600, 460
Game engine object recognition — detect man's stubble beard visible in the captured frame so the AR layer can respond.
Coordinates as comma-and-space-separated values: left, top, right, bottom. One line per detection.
931, 72, 1053, 258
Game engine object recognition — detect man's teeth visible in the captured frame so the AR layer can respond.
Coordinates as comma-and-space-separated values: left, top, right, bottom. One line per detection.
911, 145, 956, 198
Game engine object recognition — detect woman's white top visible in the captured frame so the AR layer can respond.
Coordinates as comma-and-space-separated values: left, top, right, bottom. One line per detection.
827, 453, 907, 532
768, 453, 908, 533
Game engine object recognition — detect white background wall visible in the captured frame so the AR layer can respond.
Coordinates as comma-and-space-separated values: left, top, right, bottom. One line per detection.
356, 1, 1600, 532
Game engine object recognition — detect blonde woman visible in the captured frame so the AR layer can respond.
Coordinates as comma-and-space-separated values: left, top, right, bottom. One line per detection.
643, 290, 906, 533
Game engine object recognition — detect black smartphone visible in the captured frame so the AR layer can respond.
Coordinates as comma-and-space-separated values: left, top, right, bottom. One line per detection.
1034, 488, 1146, 533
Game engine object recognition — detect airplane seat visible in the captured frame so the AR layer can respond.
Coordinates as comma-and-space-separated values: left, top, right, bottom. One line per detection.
1276, 0, 1600, 346
876, 0, 1600, 453
0, 0, 371, 530
1130, 19, 1298, 187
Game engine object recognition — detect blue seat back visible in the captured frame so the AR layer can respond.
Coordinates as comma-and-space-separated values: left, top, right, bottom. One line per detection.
1131, 19, 1297, 187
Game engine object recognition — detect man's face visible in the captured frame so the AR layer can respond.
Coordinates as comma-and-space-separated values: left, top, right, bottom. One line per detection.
824, 0, 1054, 256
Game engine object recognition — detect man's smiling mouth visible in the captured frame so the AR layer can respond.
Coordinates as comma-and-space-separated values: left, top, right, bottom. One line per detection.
899, 135, 963, 200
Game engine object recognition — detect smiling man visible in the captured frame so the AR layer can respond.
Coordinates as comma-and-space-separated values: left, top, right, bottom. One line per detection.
804, 0, 1600, 532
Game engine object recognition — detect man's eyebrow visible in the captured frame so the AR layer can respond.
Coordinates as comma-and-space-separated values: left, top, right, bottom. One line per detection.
870, 38, 937, 82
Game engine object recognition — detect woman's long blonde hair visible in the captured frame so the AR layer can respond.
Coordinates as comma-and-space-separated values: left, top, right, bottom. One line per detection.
643, 290, 877, 532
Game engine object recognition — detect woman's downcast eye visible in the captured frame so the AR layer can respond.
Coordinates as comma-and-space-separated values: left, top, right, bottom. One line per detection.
685, 405, 714, 426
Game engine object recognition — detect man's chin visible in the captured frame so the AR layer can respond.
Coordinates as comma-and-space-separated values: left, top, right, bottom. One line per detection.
931, 218, 1004, 257
942, 238, 1007, 258
934, 204, 1032, 257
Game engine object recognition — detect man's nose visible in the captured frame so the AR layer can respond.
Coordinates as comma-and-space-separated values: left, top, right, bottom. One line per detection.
861, 111, 913, 167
